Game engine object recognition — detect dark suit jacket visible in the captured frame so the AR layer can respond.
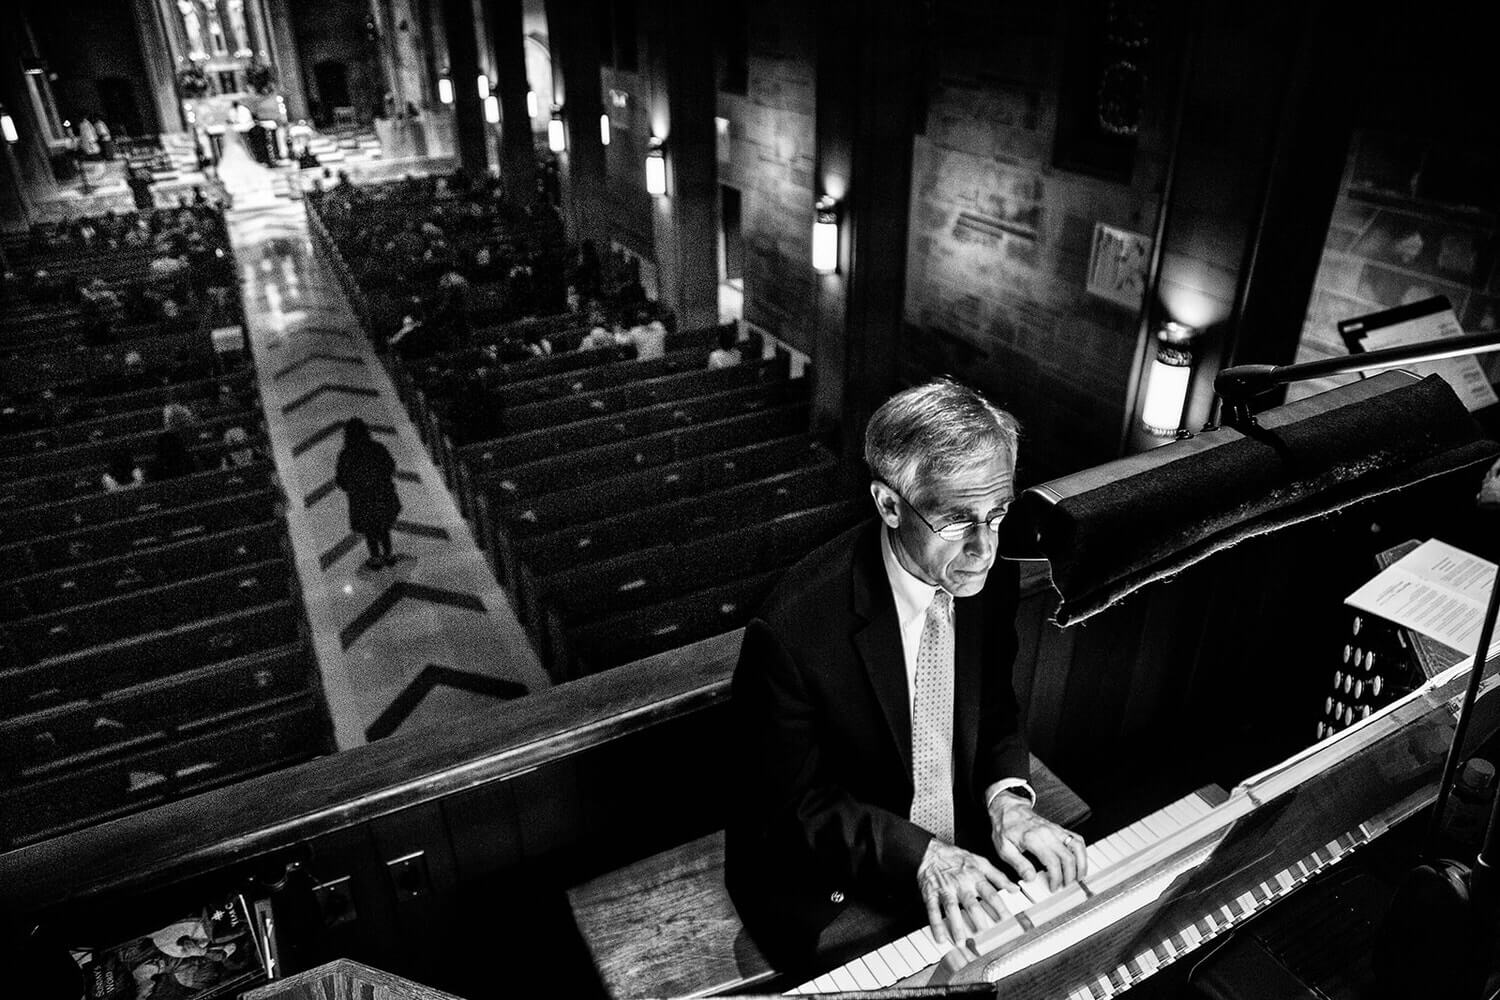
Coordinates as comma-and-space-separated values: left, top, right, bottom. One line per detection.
725, 519, 1027, 963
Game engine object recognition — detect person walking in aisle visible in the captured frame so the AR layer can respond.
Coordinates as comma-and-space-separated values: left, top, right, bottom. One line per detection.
335, 417, 402, 569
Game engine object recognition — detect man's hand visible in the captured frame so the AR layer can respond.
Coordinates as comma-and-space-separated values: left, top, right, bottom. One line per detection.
988, 792, 1088, 890
916, 839, 1016, 947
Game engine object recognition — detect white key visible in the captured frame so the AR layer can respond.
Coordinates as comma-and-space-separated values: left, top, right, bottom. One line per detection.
999, 887, 1031, 914
892, 935, 927, 974
875, 942, 913, 981
828, 965, 860, 992
1139, 811, 1174, 839
858, 949, 891, 986
1093, 838, 1126, 866
1115, 825, 1150, 852
912, 926, 945, 964
1020, 875, 1055, 904
811, 973, 839, 993
1086, 845, 1110, 872
846, 957, 880, 991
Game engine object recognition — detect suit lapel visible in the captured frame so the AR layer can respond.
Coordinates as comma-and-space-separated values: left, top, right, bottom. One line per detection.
851, 524, 912, 779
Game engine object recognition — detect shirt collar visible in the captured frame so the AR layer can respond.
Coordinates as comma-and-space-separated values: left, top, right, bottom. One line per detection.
880, 526, 949, 633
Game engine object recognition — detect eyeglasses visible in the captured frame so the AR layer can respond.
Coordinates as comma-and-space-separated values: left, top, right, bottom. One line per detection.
885, 483, 1010, 542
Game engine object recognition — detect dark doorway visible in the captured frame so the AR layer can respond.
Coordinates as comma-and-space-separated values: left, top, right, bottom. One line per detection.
97, 77, 143, 137
720, 184, 743, 282
313, 61, 352, 123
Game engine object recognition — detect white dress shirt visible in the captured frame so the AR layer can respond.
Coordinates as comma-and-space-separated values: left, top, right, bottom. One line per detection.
879, 528, 1036, 813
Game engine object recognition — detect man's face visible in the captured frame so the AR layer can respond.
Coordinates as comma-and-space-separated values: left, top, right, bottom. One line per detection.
875, 450, 1016, 598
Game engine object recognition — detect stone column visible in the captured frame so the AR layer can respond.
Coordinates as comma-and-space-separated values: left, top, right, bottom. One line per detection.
483, 0, 534, 198
811, 0, 921, 459
263, 0, 309, 121
544, 0, 606, 242
646, 0, 719, 331
132, 0, 186, 133
439, 0, 488, 175
0, 5, 58, 221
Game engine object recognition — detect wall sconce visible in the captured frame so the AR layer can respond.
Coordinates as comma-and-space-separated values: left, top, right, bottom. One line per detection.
437, 75, 454, 105
812, 195, 839, 274
1141, 320, 1197, 437
1, 107, 17, 144
526, 89, 538, 119
484, 95, 500, 124
476, 74, 490, 100
547, 109, 566, 152
599, 113, 611, 146
645, 137, 666, 197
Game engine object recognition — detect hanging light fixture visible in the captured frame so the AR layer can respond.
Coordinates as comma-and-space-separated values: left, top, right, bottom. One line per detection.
645, 137, 666, 196
548, 108, 566, 152
0, 107, 17, 144
526, 89, 538, 119
599, 112, 611, 146
812, 195, 839, 274
1141, 321, 1197, 437
476, 74, 490, 100
437, 74, 454, 105
484, 95, 501, 124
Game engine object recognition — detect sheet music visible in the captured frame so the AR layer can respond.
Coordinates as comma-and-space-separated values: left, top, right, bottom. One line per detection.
1345, 538, 1499, 658
1345, 300, 1498, 412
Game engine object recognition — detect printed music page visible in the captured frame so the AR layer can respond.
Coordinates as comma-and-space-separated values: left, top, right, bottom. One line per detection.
1345, 538, 1498, 658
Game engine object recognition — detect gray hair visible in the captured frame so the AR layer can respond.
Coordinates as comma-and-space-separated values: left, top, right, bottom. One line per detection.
864, 377, 1020, 501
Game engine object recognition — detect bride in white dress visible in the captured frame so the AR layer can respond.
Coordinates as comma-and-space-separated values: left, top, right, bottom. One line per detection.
216, 108, 277, 208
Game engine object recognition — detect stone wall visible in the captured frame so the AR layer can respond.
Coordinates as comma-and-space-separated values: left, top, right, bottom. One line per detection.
899, 3, 1170, 482
717, 0, 816, 355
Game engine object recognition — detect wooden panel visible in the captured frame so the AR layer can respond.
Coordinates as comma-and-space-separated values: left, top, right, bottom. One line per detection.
441, 781, 523, 882
367, 802, 461, 982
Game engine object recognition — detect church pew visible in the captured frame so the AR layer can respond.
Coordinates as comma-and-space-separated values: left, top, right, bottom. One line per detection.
456, 374, 803, 479
508, 462, 849, 628
468, 402, 813, 563
0, 437, 263, 509
0, 393, 260, 459
0, 642, 313, 781
1, 520, 284, 620
518, 459, 847, 575
480, 433, 833, 595
497, 354, 788, 433
565, 572, 783, 678
421, 337, 753, 494
3, 557, 294, 664
531, 500, 865, 679
0, 371, 255, 447
451, 374, 802, 518
0, 694, 325, 850
0, 461, 271, 545
0, 598, 304, 717
0, 331, 220, 395
0, 486, 279, 581
0, 408, 261, 482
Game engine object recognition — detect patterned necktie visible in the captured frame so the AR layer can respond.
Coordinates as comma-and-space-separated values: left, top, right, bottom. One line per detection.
910, 589, 955, 842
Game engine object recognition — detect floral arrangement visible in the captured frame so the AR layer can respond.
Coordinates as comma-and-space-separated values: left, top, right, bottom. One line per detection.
177, 65, 210, 99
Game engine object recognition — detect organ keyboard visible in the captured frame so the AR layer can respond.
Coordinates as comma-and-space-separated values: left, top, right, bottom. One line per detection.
789, 644, 1498, 998
788, 786, 1228, 995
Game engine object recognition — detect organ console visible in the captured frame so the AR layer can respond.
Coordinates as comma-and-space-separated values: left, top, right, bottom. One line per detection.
795, 371, 1500, 997
795, 636, 1497, 997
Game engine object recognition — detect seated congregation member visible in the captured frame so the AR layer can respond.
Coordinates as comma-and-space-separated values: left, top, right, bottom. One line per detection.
707, 326, 743, 370
148, 429, 199, 481
726, 378, 1088, 973
101, 447, 144, 492
220, 426, 259, 469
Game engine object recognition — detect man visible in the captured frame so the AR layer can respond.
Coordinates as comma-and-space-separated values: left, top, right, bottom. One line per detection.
727, 377, 1087, 973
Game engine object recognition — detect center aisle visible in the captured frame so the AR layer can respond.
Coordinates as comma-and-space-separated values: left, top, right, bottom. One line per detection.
227, 200, 549, 750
